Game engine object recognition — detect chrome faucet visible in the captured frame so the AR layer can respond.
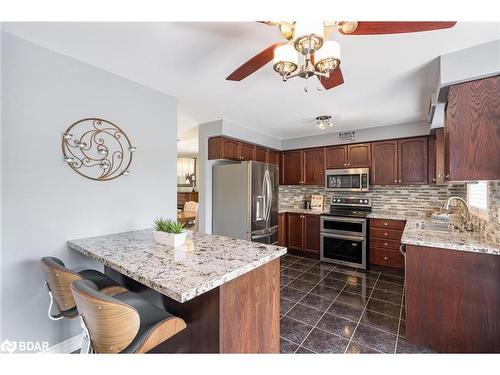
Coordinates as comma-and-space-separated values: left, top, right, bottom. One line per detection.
442, 196, 474, 231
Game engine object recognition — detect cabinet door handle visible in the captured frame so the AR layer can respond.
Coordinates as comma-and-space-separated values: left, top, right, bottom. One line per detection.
394, 180, 397, 183
384, 242, 388, 246
384, 256, 388, 260
384, 222, 388, 226
384, 232, 388, 236
399, 180, 402, 183
445, 174, 450, 178
344, 163, 347, 166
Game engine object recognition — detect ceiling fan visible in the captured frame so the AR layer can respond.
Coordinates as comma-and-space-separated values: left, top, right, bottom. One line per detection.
226, 21, 457, 90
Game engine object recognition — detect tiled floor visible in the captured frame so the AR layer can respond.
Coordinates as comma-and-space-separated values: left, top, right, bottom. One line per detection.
279, 254, 435, 354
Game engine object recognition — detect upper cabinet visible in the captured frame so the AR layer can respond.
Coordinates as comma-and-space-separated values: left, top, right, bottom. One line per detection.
398, 137, 428, 185
371, 140, 398, 185
208, 136, 279, 165
372, 138, 427, 185
326, 144, 371, 169
281, 150, 303, 185
303, 148, 325, 185
281, 148, 324, 186
254, 146, 268, 163
445, 76, 500, 181
325, 146, 347, 168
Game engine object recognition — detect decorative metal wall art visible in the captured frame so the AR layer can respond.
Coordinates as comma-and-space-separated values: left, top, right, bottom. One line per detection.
61, 118, 136, 181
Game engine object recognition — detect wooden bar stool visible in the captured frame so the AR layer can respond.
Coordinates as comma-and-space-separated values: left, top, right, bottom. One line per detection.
40, 257, 127, 320
71, 279, 187, 353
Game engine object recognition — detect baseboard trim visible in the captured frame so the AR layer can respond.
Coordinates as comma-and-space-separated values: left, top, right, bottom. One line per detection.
43, 333, 83, 354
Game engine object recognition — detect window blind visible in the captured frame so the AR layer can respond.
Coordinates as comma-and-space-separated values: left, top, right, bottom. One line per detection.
467, 181, 488, 211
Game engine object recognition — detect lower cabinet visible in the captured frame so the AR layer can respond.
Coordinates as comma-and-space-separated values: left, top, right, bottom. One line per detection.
369, 218, 405, 269
282, 213, 320, 257
278, 213, 287, 247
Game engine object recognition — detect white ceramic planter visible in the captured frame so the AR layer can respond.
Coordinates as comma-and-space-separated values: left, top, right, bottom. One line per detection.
153, 230, 187, 247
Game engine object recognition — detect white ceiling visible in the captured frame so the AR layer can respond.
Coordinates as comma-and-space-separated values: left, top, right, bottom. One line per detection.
4, 22, 500, 152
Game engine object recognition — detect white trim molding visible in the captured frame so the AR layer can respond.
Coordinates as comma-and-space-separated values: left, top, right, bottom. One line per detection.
43, 334, 82, 354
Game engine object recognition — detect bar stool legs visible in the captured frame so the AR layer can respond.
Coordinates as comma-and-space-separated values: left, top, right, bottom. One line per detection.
79, 315, 93, 354
44, 281, 64, 321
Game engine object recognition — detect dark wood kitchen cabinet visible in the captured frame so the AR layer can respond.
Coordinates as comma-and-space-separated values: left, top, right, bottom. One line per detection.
326, 144, 371, 169
371, 140, 398, 185
239, 142, 256, 161
286, 213, 304, 251
445, 75, 500, 181
285, 213, 320, 256
303, 215, 320, 254
281, 148, 324, 186
208, 136, 279, 165
303, 148, 325, 186
427, 135, 436, 184
369, 218, 405, 269
398, 137, 428, 185
254, 146, 268, 163
405, 244, 500, 353
325, 146, 347, 168
281, 150, 303, 185
371, 138, 427, 185
268, 149, 280, 165
435, 128, 446, 184
278, 213, 287, 247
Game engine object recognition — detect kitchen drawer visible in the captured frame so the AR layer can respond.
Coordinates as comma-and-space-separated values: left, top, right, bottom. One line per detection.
370, 237, 401, 251
370, 247, 404, 269
370, 228, 403, 241
370, 218, 406, 231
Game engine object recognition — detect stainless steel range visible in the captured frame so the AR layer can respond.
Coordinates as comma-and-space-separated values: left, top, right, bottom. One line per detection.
320, 197, 372, 269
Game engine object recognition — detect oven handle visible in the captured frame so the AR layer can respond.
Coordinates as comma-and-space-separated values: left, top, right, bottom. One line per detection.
320, 216, 367, 224
320, 232, 366, 242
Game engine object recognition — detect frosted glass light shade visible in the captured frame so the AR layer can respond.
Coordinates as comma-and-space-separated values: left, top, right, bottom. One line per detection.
314, 40, 341, 73
273, 44, 298, 76
294, 21, 324, 54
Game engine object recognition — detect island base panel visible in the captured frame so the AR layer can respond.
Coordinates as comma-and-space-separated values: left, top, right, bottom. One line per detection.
405, 245, 500, 353
104, 258, 280, 353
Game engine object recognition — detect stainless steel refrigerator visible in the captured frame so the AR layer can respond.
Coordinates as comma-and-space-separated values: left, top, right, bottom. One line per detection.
212, 161, 279, 244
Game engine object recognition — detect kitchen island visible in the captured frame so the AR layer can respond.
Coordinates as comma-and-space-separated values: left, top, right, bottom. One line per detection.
68, 229, 286, 353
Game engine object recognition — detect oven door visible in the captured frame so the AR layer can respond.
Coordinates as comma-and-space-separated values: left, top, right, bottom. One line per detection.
320, 233, 367, 269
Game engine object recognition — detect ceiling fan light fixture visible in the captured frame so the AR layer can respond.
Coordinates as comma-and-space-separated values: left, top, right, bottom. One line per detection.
293, 21, 324, 54
316, 115, 333, 130
314, 40, 341, 73
273, 44, 298, 76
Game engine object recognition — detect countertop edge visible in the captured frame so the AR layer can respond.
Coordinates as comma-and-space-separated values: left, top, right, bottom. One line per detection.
68, 239, 287, 303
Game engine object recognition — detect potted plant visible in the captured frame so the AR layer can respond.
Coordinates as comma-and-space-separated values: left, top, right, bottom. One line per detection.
153, 218, 187, 247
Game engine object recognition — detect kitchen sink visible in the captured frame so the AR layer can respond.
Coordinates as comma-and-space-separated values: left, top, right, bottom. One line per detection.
414, 221, 457, 233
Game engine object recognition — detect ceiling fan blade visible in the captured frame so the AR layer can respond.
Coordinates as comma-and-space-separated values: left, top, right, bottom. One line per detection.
340, 21, 457, 35
226, 42, 284, 81
318, 67, 344, 90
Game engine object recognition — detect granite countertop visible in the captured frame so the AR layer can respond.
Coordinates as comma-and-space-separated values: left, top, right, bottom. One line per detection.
401, 218, 500, 256
68, 229, 287, 303
279, 208, 329, 215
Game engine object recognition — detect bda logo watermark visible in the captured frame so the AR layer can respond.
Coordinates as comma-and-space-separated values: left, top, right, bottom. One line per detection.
1, 339, 49, 353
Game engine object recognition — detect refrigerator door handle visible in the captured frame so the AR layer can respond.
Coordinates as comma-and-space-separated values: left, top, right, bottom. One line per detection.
264, 169, 272, 224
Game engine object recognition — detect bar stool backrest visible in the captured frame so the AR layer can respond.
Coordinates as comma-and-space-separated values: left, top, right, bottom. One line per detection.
71, 279, 140, 354
40, 257, 82, 313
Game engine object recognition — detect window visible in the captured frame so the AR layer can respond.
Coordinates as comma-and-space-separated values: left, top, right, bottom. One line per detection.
467, 181, 488, 217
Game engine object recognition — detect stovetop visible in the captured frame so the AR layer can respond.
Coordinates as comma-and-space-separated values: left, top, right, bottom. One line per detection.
322, 197, 372, 219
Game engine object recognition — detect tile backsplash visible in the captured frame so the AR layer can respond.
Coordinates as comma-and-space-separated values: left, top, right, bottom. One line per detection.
279, 184, 466, 219
469, 181, 500, 246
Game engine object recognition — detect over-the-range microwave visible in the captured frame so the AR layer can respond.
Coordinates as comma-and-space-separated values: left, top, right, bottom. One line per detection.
325, 168, 370, 192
